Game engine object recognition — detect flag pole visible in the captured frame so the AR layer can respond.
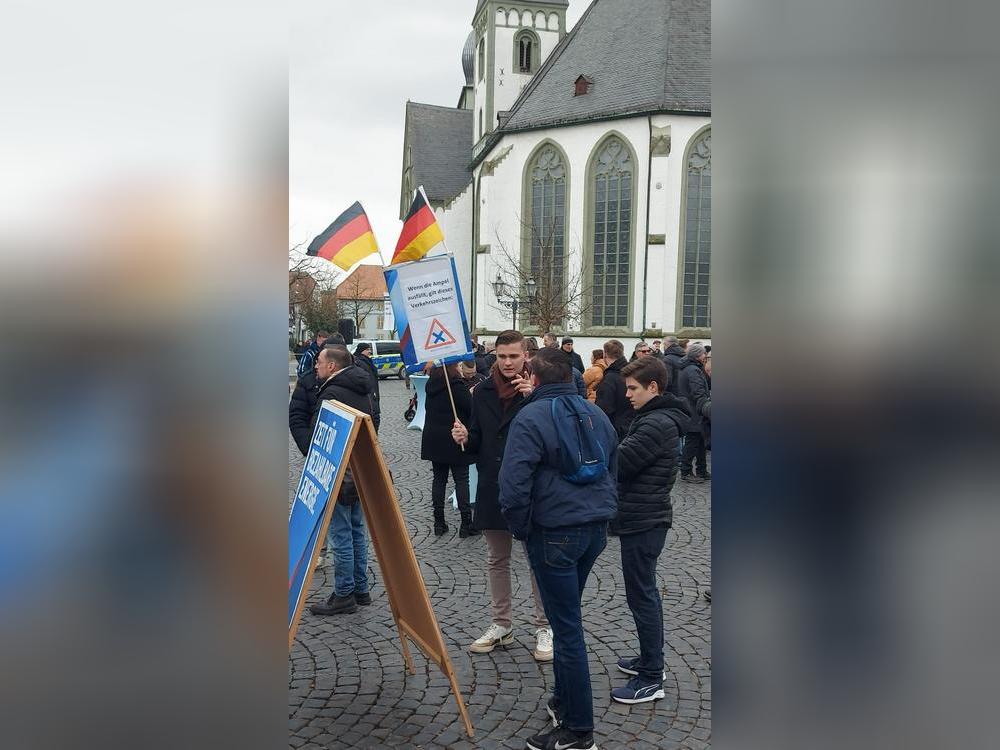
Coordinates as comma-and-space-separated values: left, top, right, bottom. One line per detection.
438, 360, 465, 453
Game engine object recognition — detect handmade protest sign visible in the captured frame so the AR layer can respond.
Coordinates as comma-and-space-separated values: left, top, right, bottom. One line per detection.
384, 254, 474, 373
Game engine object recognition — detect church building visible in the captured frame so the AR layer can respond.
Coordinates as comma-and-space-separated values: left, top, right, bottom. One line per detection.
400, 0, 710, 349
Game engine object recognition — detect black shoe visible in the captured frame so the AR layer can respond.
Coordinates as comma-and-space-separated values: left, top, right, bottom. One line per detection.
545, 696, 562, 728
355, 592, 372, 606
309, 594, 357, 616
703, 588, 712, 603
434, 523, 449, 536
459, 523, 481, 538
525, 726, 596, 750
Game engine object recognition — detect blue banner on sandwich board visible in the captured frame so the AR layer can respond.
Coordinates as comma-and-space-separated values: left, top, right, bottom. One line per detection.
288, 401, 357, 629
384, 254, 475, 374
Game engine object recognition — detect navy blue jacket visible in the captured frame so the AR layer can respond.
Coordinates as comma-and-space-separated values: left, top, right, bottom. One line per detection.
499, 382, 619, 540
296, 340, 320, 379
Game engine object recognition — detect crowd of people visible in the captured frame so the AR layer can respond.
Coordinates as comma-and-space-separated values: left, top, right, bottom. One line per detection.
288, 328, 711, 750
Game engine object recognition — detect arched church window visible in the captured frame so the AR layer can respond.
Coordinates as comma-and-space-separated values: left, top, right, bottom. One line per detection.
589, 136, 635, 328
682, 129, 711, 328
514, 30, 539, 74
477, 38, 485, 82
524, 144, 568, 324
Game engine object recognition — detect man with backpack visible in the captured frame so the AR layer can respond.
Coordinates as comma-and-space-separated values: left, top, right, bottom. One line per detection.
499, 346, 618, 750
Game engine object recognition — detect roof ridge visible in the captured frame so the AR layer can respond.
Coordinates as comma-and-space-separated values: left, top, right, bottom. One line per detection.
407, 100, 471, 113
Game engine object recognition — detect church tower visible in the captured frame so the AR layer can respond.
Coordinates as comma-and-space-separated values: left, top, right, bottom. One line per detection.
470, 1, 568, 148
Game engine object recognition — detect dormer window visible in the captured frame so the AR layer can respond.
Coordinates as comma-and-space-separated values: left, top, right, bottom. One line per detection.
514, 30, 539, 74
574, 75, 593, 96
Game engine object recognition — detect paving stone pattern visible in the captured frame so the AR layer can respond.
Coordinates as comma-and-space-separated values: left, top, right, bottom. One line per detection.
289, 379, 711, 749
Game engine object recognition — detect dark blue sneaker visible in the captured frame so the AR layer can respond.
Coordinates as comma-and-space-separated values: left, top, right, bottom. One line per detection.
616, 657, 665, 680
611, 676, 665, 705
525, 726, 597, 750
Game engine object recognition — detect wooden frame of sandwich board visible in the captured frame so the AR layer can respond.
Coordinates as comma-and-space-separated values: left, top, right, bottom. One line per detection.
288, 400, 474, 737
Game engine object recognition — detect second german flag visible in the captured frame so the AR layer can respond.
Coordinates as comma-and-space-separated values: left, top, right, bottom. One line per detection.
392, 187, 444, 265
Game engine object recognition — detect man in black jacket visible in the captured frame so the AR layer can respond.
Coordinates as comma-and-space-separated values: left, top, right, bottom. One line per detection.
611, 357, 690, 705
595, 339, 634, 439
353, 342, 381, 432
308, 346, 376, 616
451, 330, 552, 663
678, 343, 711, 482
561, 337, 586, 374
287, 337, 351, 455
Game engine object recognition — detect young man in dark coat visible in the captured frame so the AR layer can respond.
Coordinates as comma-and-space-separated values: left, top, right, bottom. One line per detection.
498, 346, 618, 750
595, 339, 635, 440
678, 343, 711, 482
308, 346, 375, 616
422, 363, 477, 537
611, 357, 691, 705
451, 330, 552, 662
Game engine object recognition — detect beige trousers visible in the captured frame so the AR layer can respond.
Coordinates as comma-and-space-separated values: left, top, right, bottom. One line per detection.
483, 529, 549, 629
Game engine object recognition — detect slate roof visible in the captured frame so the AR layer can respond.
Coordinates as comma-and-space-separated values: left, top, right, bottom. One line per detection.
403, 101, 473, 204
487, 0, 709, 150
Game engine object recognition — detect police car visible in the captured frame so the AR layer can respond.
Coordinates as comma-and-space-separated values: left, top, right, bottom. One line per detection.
355, 339, 406, 380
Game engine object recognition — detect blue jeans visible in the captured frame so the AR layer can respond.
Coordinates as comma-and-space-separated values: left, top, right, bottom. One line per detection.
526, 521, 608, 733
620, 526, 668, 681
327, 500, 369, 598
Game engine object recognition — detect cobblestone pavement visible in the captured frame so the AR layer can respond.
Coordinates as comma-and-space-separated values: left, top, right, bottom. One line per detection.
289, 378, 711, 749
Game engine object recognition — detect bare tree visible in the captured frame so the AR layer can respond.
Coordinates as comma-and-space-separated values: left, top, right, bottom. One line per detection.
336, 271, 385, 336
300, 283, 341, 338
491, 215, 592, 334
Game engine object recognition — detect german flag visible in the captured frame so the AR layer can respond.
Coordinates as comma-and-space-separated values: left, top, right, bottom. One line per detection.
392, 187, 444, 264
307, 202, 380, 271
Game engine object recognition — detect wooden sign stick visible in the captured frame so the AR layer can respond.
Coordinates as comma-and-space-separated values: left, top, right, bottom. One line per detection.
439, 362, 465, 452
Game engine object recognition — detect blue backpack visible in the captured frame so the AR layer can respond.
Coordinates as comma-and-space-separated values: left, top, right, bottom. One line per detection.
550, 395, 609, 485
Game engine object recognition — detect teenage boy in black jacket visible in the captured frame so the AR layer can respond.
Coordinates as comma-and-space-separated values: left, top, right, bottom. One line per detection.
611, 356, 691, 705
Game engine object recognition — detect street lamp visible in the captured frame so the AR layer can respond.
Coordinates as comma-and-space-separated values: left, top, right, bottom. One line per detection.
491, 271, 537, 330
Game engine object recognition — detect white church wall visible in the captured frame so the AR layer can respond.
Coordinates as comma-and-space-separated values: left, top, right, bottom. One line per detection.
473, 113, 711, 336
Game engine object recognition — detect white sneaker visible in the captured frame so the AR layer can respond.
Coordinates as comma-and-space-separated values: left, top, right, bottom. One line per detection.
533, 627, 554, 662
469, 623, 514, 653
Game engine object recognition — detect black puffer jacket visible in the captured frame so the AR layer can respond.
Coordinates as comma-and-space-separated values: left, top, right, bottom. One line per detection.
421, 373, 475, 466
612, 393, 691, 535
595, 357, 635, 440
312, 366, 374, 425
289, 371, 318, 456
661, 344, 686, 395
678, 358, 710, 433
465, 372, 529, 530
310, 366, 375, 506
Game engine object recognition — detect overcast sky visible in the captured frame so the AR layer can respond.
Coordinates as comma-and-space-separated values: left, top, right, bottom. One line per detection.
290, 1, 585, 270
